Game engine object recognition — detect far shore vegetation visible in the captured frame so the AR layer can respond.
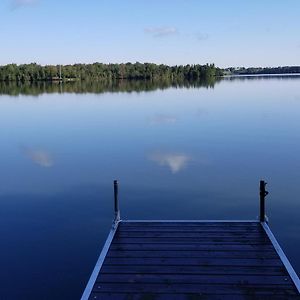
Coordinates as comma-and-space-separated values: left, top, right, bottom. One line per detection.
0, 63, 221, 82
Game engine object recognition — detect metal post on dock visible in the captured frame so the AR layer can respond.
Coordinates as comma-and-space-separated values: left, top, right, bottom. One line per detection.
114, 180, 120, 223
260, 180, 269, 222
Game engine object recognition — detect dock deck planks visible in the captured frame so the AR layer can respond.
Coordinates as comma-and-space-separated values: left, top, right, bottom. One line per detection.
82, 221, 300, 299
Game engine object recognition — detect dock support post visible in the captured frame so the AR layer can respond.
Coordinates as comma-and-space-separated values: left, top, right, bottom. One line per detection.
114, 180, 120, 223
260, 180, 269, 222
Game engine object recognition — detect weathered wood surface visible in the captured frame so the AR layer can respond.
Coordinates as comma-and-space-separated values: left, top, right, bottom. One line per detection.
89, 221, 300, 299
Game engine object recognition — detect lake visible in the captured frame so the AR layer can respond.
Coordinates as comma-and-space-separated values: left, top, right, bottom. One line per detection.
0, 76, 300, 299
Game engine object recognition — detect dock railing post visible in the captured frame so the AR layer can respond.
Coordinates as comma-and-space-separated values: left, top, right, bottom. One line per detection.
259, 180, 269, 222
114, 180, 120, 223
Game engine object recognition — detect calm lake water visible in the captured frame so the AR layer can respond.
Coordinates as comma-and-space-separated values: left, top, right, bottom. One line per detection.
0, 76, 300, 299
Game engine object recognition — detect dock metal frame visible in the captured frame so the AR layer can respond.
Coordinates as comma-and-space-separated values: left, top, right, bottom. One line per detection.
81, 179, 300, 299
81, 181, 121, 300
262, 221, 300, 293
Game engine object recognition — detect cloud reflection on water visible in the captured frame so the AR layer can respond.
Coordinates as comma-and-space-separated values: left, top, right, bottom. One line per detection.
21, 147, 53, 168
149, 152, 190, 174
149, 114, 178, 125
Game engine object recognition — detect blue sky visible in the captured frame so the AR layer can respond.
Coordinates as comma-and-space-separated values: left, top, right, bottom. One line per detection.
0, 0, 299, 67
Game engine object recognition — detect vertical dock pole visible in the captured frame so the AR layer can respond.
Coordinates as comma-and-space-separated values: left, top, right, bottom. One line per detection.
260, 180, 268, 222
114, 180, 120, 222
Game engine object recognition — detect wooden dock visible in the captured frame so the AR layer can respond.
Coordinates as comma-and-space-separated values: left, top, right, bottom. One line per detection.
81, 181, 300, 299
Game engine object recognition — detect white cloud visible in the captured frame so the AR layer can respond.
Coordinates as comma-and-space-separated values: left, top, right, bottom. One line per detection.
22, 147, 53, 168
149, 114, 177, 125
144, 26, 179, 38
149, 152, 190, 174
196, 32, 209, 41
11, 0, 38, 9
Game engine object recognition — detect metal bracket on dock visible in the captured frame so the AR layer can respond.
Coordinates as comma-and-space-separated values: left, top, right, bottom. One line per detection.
260, 180, 269, 222
113, 180, 121, 227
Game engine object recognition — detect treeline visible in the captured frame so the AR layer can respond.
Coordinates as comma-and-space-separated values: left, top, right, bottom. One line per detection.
225, 66, 300, 75
0, 62, 222, 82
0, 77, 220, 96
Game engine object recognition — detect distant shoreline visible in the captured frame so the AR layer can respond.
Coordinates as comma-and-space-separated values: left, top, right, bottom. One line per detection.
223, 66, 300, 76
0, 63, 221, 83
1, 63, 300, 82
224, 73, 300, 77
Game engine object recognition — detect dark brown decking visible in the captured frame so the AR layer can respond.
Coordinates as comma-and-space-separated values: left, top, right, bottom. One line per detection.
83, 221, 300, 300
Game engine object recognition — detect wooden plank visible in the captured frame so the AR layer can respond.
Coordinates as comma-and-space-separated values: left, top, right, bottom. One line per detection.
104, 257, 283, 267
112, 237, 270, 244
121, 220, 259, 222
110, 243, 275, 251
120, 222, 261, 227
107, 249, 278, 259
120, 222, 260, 227
116, 232, 266, 238
112, 238, 270, 244
89, 293, 300, 300
120, 221, 260, 226
92, 282, 298, 295
118, 227, 262, 232
96, 273, 293, 285
100, 265, 287, 275
91, 292, 300, 300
